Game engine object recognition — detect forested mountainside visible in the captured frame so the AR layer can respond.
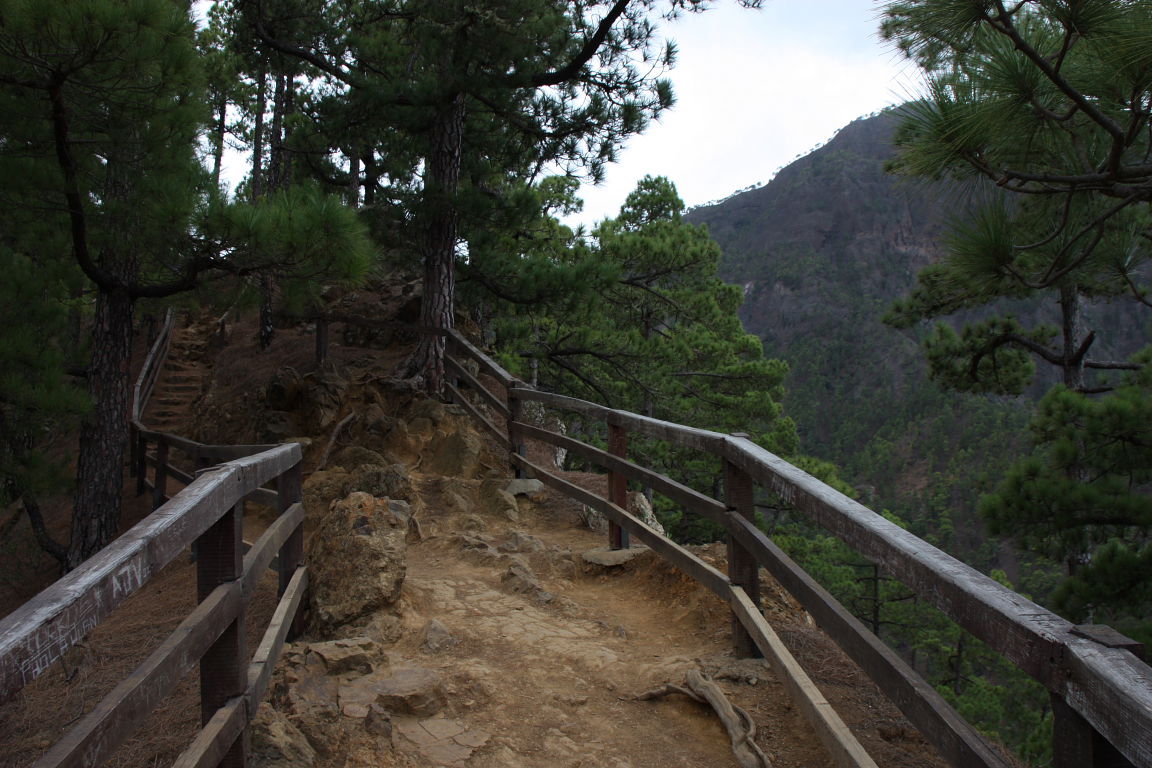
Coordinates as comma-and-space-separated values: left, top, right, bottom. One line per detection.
687, 111, 1145, 576
685, 112, 1006, 565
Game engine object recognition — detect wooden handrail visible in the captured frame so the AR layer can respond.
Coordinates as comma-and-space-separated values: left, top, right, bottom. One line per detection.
444, 328, 1152, 768
1, 308, 310, 768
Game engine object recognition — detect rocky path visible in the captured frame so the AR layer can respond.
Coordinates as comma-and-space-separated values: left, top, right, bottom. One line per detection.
267, 435, 946, 768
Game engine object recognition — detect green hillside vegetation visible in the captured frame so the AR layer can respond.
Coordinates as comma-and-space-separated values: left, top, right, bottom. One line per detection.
883, 0, 1152, 647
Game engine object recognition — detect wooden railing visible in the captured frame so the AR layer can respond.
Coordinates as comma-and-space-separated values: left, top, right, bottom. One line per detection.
0, 309, 308, 768
443, 329, 1152, 768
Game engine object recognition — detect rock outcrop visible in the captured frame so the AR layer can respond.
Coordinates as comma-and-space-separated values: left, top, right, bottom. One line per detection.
309, 492, 408, 636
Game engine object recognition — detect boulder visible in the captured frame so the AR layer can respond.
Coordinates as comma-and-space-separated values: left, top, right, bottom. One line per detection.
382, 420, 423, 467
310, 492, 407, 635
425, 428, 482, 479
250, 704, 317, 768
627, 491, 666, 537
331, 446, 389, 473
259, 410, 299, 443
303, 469, 351, 512
348, 463, 413, 500
266, 368, 304, 411
300, 368, 348, 432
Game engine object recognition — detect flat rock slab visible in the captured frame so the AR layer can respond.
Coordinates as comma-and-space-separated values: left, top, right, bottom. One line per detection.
339, 666, 445, 717
582, 546, 647, 567
394, 717, 491, 767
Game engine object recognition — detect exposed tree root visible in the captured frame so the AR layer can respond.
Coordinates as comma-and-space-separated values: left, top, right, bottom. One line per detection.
316, 412, 358, 471
632, 669, 772, 768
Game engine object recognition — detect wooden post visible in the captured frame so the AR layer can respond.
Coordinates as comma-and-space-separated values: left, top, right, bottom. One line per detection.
725, 433, 761, 658
507, 381, 526, 479
196, 500, 246, 768
607, 422, 630, 550
152, 438, 169, 510
1051, 694, 1134, 768
276, 462, 305, 640
1051, 627, 1142, 768
315, 319, 329, 366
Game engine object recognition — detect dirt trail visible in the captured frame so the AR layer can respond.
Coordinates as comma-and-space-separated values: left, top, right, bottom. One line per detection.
353, 472, 944, 768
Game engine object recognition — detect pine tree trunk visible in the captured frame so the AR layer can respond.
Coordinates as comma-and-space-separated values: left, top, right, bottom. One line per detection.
409, 92, 466, 394
347, 150, 360, 208
68, 289, 134, 569
259, 273, 274, 351
211, 94, 226, 190
1060, 283, 1085, 392
267, 72, 286, 191
251, 71, 267, 201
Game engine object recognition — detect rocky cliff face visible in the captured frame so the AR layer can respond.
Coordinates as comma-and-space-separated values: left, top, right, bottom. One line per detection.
686, 112, 962, 464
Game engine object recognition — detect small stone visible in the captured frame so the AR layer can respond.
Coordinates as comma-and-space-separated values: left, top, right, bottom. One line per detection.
497, 531, 544, 553
501, 563, 553, 603
342, 702, 371, 718
504, 478, 545, 498
421, 619, 458, 653
582, 546, 645, 567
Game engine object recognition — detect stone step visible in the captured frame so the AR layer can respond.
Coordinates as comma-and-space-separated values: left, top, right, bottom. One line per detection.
163, 375, 204, 385
148, 409, 183, 419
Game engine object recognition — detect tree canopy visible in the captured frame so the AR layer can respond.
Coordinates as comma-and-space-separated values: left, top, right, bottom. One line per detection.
882, 0, 1152, 642
0, 0, 372, 567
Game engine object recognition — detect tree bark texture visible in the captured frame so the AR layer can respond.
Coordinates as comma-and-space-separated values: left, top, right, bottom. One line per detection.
1060, 283, 1085, 392
68, 288, 134, 569
410, 92, 466, 394
251, 70, 267, 201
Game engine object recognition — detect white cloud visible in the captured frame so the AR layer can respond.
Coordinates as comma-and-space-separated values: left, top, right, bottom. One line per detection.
566, 1, 919, 228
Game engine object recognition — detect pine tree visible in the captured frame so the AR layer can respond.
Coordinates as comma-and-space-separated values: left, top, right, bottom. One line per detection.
0, 0, 372, 567
881, 0, 1152, 638
489, 176, 797, 520
250, 0, 764, 393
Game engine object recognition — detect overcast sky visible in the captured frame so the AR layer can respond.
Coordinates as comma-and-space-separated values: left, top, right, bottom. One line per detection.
566, 0, 920, 229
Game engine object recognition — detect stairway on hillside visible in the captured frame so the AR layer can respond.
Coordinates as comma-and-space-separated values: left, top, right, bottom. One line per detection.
142, 319, 211, 435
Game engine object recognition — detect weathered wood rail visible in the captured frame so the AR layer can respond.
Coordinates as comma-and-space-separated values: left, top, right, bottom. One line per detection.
443, 329, 1152, 768
0, 309, 308, 768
